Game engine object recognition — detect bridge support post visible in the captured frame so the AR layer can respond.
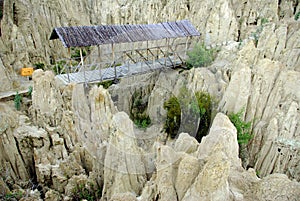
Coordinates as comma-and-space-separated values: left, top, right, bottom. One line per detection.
112, 43, 117, 82
67, 48, 71, 82
185, 36, 192, 59
164, 38, 167, 67
80, 48, 87, 86
98, 45, 102, 81
146, 40, 149, 61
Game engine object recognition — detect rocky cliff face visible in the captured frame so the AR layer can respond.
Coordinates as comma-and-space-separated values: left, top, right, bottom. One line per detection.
1, 71, 299, 200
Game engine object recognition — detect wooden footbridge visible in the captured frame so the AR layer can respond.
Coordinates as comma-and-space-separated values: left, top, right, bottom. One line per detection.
50, 20, 200, 85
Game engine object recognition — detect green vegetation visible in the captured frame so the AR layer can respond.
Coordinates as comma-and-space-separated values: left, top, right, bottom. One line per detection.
163, 96, 181, 138
0, 165, 23, 200
98, 80, 115, 89
163, 88, 212, 141
1, 191, 24, 201
71, 47, 90, 61
33, 62, 45, 70
71, 183, 101, 201
14, 92, 22, 111
134, 117, 151, 129
228, 109, 252, 145
260, 18, 269, 25
251, 18, 269, 47
256, 170, 261, 178
186, 43, 215, 69
28, 86, 33, 97
52, 60, 66, 74
130, 91, 151, 129
71, 48, 86, 60
295, 11, 300, 21
251, 27, 262, 46
0, 191, 23, 201
194, 91, 212, 141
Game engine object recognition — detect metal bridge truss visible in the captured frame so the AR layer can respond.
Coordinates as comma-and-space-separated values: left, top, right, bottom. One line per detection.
55, 37, 198, 85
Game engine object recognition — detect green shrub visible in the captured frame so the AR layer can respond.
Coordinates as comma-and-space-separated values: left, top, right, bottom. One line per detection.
98, 80, 115, 89
71, 183, 101, 201
14, 92, 22, 111
228, 109, 252, 145
260, 18, 269, 25
194, 91, 212, 142
130, 91, 151, 129
186, 43, 215, 69
295, 11, 300, 21
163, 89, 212, 141
27, 86, 33, 97
33, 62, 45, 70
163, 96, 181, 138
1, 191, 24, 200
134, 117, 151, 129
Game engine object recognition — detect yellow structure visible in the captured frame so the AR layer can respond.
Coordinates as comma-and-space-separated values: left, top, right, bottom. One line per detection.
20, 67, 34, 76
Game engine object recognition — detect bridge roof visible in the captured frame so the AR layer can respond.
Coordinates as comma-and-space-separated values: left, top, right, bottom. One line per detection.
49, 20, 200, 48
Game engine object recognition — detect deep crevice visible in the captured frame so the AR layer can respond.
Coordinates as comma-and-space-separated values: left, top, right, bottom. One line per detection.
12, 2, 18, 26
0, 0, 3, 36
186, 0, 190, 11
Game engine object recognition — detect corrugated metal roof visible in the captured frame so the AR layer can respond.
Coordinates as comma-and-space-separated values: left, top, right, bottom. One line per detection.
49, 20, 200, 48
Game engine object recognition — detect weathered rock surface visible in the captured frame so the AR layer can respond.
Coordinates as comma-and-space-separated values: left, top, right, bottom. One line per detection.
1, 69, 300, 200
218, 41, 300, 181
139, 113, 300, 201
102, 112, 146, 199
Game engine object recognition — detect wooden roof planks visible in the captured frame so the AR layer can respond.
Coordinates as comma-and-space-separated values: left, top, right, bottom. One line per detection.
49, 20, 200, 48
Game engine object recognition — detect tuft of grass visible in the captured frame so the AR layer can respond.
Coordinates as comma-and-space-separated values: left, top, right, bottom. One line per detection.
256, 170, 261, 178
14, 92, 22, 111
28, 86, 33, 97
260, 18, 269, 25
251, 18, 269, 47
228, 109, 252, 145
295, 11, 300, 21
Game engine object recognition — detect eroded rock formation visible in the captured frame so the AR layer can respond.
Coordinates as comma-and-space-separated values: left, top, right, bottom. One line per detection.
1, 68, 300, 200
